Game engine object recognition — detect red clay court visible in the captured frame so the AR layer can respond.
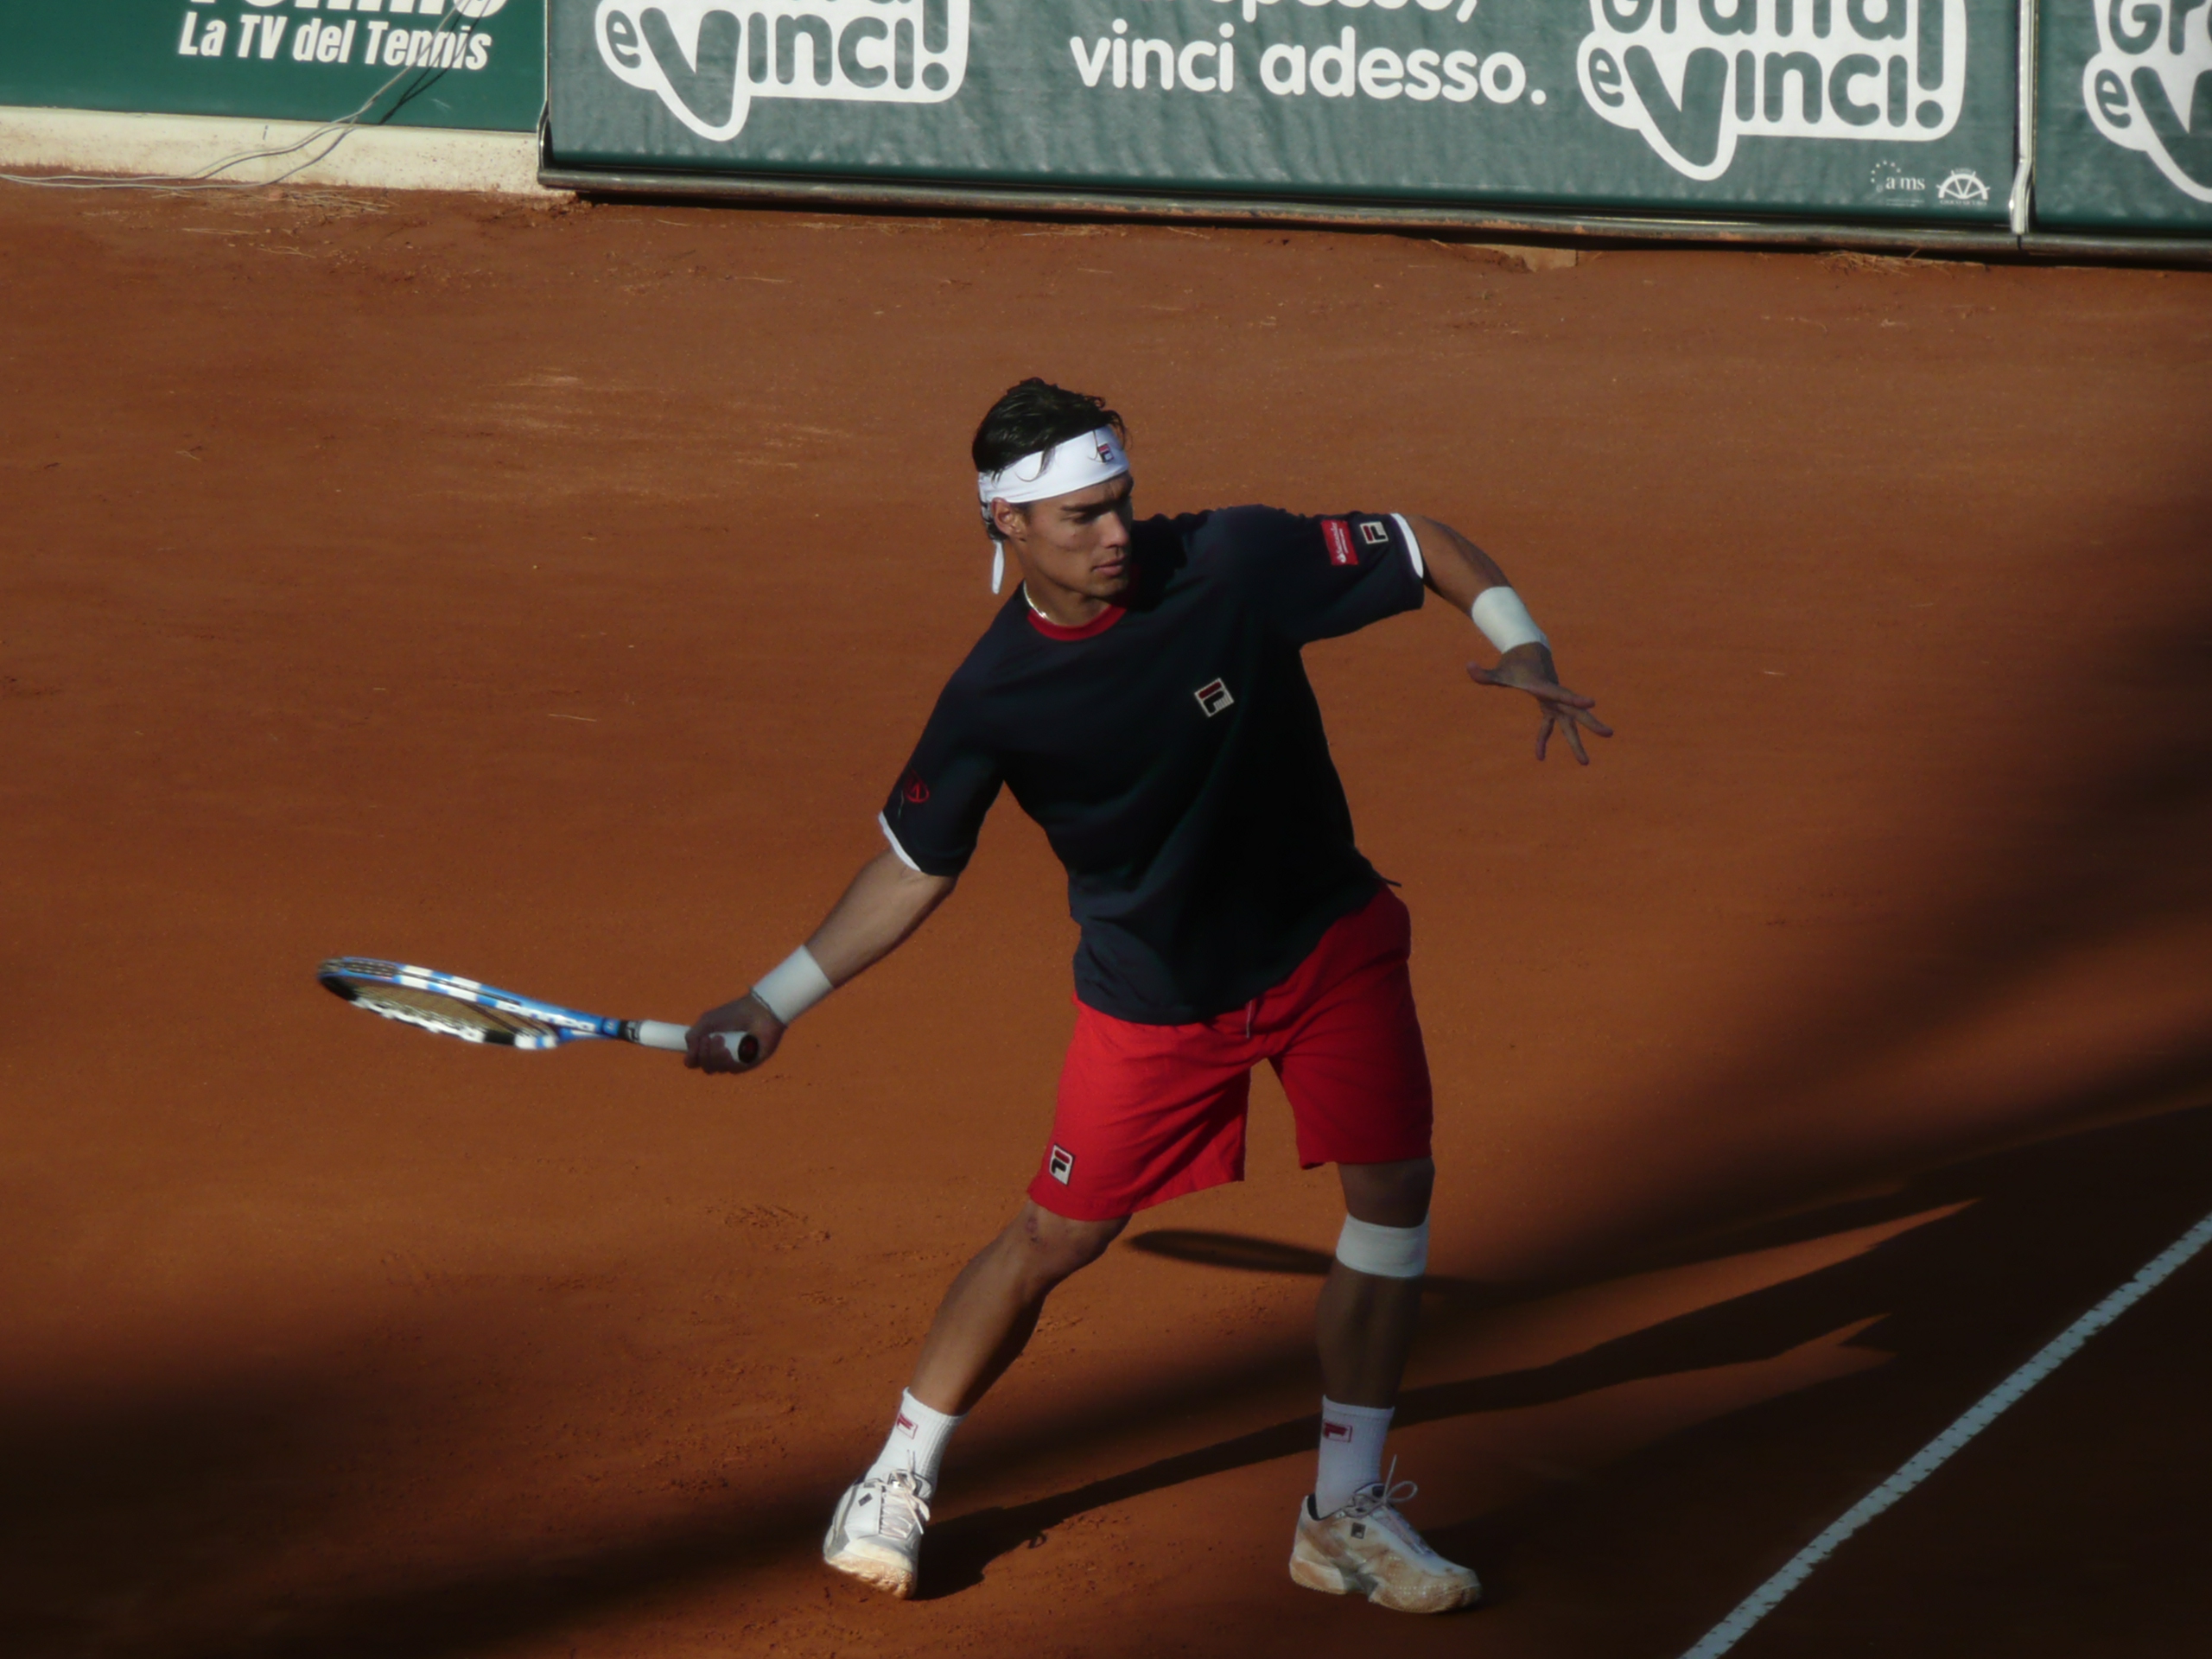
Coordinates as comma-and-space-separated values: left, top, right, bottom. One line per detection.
3, 185, 2209, 1658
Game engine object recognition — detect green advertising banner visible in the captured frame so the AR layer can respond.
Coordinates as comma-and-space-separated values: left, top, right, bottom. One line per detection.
0, 0, 544, 132
2034, 0, 2212, 230
544, 0, 2020, 222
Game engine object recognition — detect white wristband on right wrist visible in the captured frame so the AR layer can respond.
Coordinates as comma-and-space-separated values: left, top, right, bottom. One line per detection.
1470, 586, 1549, 654
751, 944, 833, 1025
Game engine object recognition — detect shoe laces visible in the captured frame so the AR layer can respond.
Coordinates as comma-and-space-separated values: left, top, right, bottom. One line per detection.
868, 1466, 932, 1541
1344, 1458, 1417, 1518
1343, 1460, 1442, 1561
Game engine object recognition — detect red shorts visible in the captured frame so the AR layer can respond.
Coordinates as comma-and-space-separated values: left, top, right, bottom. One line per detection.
1027, 888, 1433, 1221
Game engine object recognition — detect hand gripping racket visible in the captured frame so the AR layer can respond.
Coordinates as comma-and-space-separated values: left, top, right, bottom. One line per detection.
316, 958, 760, 1067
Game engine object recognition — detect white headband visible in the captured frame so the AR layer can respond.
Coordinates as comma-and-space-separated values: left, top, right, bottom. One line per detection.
977, 428, 1129, 511
976, 427, 1131, 595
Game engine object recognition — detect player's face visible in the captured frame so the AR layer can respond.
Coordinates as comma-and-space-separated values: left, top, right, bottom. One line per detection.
1005, 474, 1135, 601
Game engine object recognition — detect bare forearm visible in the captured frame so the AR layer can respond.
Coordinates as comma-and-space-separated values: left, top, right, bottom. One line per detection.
1406, 514, 1510, 614
804, 849, 956, 986
688, 849, 955, 1071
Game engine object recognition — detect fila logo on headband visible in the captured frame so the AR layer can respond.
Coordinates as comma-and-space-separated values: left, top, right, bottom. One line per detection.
978, 427, 1129, 507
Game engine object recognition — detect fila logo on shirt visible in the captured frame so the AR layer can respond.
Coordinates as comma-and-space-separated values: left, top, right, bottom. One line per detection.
1047, 1144, 1077, 1184
1193, 678, 1235, 718
1322, 518, 1390, 567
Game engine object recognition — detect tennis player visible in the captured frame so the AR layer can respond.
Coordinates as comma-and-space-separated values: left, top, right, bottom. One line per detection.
687, 379, 1608, 1613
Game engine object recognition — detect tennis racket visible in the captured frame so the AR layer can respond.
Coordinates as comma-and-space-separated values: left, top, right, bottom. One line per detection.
316, 957, 760, 1066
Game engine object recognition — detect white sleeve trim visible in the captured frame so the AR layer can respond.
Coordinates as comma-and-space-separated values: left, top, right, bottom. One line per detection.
1389, 512, 1425, 581
877, 811, 925, 874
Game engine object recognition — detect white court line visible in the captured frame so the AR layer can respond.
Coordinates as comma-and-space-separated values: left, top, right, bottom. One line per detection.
1680, 1203, 2212, 1659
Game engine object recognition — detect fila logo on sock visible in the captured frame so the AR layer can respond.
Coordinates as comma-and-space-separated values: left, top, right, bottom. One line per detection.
894, 1412, 917, 1436
1047, 1144, 1076, 1184
1322, 1420, 1355, 1442
1194, 677, 1235, 717
1321, 518, 1357, 567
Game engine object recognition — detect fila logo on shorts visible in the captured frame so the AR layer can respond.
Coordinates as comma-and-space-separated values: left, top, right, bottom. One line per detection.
1321, 519, 1357, 567
1047, 1144, 1077, 1185
1193, 678, 1235, 717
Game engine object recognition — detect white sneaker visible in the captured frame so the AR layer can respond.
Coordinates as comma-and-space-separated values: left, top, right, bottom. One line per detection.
1289, 1470, 1481, 1615
823, 1468, 931, 1599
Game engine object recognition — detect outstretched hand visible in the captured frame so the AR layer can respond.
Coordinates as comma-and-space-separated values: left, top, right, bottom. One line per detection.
1467, 645, 1613, 765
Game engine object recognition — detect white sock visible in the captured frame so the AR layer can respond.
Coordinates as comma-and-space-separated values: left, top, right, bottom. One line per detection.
864, 1389, 965, 1491
1313, 1396, 1395, 1516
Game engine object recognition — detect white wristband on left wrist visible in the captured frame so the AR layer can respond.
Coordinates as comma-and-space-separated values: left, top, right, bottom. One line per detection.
1470, 586, 1549, 654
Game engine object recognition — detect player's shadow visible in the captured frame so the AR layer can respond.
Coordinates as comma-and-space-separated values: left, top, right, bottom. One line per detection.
8, 1097, 2209, 1654
918, 1096, 2212, 1600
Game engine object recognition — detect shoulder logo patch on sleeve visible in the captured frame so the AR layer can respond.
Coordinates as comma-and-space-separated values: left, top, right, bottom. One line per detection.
1048, 1144, 1076, 1185
1194, 677, 1235, 717
1321, 518, 1356, 567
1359, 519, 1391, 546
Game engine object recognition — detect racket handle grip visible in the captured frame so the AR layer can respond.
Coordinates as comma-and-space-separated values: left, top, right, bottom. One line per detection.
630, 1020, 763, 1068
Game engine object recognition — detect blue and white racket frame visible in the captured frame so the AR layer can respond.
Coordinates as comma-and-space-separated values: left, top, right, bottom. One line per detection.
316, 957, 760, 1065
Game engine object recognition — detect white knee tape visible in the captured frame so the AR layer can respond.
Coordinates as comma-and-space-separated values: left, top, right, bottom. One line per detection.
1335, 1216, 1430, 1280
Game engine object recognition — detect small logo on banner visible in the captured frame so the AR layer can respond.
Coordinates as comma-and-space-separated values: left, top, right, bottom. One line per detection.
1936, 168, 1991, 204
1047, 1145, 1076, 1185
1359, 519, 1390, 546
1322, 1420, 1354, 1442
1321, 518, 1357, 568
1194, 678, 1235, 717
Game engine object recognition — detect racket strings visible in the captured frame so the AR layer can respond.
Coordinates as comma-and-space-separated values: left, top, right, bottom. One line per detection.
337, 982, 563, 1047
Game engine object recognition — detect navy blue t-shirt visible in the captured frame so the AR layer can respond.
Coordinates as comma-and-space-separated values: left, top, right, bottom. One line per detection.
880, 505, 1427, 1024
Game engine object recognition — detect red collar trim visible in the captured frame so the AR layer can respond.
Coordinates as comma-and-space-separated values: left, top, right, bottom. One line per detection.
1026, 603, 1126, 642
